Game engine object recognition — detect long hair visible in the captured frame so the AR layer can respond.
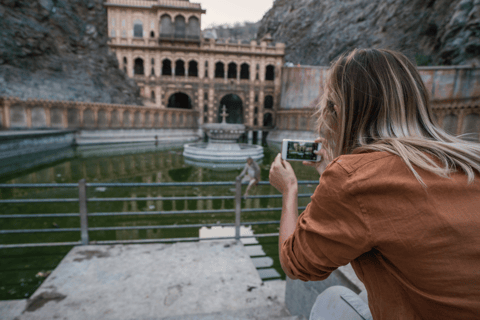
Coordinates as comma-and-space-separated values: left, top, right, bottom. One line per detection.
317, 48, 480, 188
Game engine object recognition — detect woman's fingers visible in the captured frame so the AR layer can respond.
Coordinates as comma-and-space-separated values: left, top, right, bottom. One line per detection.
302, 161, 316, 167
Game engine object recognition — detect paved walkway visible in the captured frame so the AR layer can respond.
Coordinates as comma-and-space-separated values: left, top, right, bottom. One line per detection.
0, 241, 297, 320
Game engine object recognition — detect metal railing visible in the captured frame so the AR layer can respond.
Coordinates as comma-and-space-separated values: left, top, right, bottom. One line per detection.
0, 180, 318, 249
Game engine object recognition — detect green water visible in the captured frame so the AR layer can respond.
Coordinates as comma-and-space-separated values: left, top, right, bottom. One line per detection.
0, 143, 319, 300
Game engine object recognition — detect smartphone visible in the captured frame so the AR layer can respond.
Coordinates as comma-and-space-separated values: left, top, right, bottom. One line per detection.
281, 139, 322, 162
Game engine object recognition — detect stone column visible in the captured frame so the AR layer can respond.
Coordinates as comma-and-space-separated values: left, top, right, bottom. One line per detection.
79, 108, 84, 127
155, 86, 162, 108
94, 108, 98, 128
45, 107, 51, 128
248, 130, 253, 143
106, 108, 112, 128
457, 110, 467, 136
26, 106, 32, 128
3, 99, 11, 129
63, 108, 68, 129
119, 109, 124, 126
257, 130, 263, 145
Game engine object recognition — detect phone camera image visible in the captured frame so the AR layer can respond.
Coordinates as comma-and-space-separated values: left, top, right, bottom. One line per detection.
286, 142, 318, 161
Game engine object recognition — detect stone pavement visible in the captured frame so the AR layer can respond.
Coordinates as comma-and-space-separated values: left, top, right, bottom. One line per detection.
0, 241, 300, 320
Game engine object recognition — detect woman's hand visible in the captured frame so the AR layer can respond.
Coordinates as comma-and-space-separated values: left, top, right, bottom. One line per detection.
269, 153, 298, 195
302, 137, 334, 176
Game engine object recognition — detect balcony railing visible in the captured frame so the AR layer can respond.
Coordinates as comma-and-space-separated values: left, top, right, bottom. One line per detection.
159, 33, 201, 42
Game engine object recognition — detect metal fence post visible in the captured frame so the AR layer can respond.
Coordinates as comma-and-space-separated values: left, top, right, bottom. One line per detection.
235, 177, 242, 241
78, 179, 89, 245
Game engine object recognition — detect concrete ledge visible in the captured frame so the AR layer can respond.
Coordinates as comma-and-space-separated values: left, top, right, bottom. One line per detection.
266, 130, 317, 147
15, 242, 288, 320
76, 128, 200, 145
285, 263, 366, 319
0, 299, 27, 320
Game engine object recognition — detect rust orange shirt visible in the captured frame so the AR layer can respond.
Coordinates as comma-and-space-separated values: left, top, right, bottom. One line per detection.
281, 151, 480, 319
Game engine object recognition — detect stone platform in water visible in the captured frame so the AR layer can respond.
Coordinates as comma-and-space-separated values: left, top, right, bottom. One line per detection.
183, 142, 264, 169
4, 241, 296, 320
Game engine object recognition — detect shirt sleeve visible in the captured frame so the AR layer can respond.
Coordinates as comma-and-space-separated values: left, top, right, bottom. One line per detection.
281, 161, 372, 281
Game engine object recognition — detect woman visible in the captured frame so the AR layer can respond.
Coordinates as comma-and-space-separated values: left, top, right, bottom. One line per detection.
269, 48, 480, 319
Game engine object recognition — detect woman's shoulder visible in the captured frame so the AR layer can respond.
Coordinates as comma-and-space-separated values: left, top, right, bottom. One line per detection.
329, 151, 398, 175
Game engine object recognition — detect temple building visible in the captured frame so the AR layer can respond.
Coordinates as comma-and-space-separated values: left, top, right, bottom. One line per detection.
104, 0, 285, 131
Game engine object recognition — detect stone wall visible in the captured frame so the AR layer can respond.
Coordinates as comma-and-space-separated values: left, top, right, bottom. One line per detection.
0, 97, 199, 130
270, 65, 480, 143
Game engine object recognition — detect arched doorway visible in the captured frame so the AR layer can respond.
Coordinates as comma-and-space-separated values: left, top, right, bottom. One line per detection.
168, 92, 192, 109
134, 58, 144, 75
263, 112, 273, 127
218, 94, 243, 124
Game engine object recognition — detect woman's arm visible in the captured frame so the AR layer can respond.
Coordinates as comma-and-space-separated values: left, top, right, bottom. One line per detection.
269, 153, 300, 279
279, 185, 299, 280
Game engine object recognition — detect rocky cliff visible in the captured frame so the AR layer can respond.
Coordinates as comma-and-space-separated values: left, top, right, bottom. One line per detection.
257, 0, 480, 66
0, 0, 141, 105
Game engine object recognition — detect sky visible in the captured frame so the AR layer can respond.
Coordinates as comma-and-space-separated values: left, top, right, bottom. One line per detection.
197, 0, 275, 29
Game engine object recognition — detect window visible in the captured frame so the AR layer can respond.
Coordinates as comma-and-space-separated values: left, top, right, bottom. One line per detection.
204, 92, 208, 101
122, 30, 126, 38
175, 60, 185, 76
174, 15, 186, 38
151, 58, 155, 65
264, 95, 273, 109
162, 59, 172, 76
133, 20, 143, 38
151, 68, 155, 76
122, 20, 126, 27
254, 95, 258, 102
112, 19, 115, 27
111, 30, 116, 37
151, 90, 155, 102
266, 65, 275, 81
240, 63, 250, 80
215, 62, 225, 78
160, 15, 173, 37
187, 16, 200, 39
188, 61, 198, 77
123, 57, 127, 64
134, 58, 144, 75
150, 31, 155, 38
227, 63, 237, 79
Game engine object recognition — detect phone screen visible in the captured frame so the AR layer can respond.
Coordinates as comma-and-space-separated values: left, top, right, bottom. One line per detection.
286, 141, 319, 161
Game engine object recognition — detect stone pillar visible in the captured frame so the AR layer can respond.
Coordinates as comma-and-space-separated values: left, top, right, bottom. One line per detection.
457, 110, 466, 136
155, 86, 162, 108
26, 106, 32, 128
106, 109, 112, 128
248, 130, 253, 143
3, 99, 11, 129
45, 107, 51, 128
94, 109, 98, 128
63, 108, 68, 129
79, 108, 84, 127
257, 130, 263, 145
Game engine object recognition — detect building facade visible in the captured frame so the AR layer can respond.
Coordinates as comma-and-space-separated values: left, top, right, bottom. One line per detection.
105, 0, 285, 131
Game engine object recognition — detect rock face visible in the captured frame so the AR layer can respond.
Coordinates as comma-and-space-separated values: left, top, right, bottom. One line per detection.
257, 0, 480, 66
0, 0, 141, 104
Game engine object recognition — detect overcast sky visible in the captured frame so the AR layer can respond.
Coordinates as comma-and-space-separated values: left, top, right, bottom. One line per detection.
197, 0, 275, 28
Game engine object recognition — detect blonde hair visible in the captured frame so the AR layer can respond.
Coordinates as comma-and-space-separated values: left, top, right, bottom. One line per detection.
317, 48, 480, 188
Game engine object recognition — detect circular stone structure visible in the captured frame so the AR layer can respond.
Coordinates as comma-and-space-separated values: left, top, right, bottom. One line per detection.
183, 107, 264, 168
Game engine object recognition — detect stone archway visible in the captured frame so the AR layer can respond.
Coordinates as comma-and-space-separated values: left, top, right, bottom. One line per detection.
168, 92, 192, 109
218, 94, 243, 124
